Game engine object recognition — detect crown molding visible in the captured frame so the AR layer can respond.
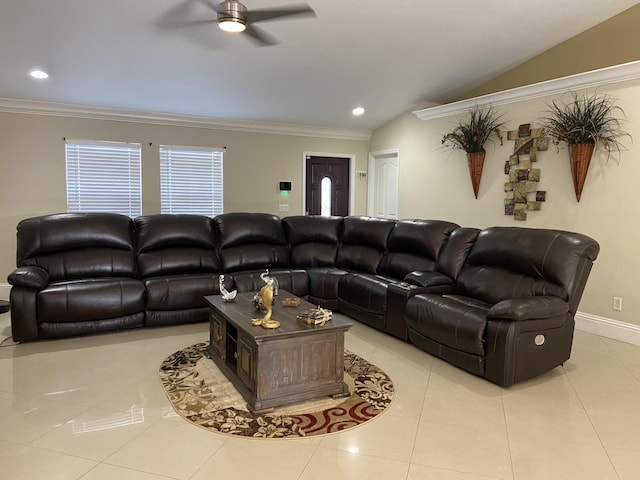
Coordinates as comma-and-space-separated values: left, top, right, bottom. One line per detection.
413, 60, 640, 121
0, 98, 372, 142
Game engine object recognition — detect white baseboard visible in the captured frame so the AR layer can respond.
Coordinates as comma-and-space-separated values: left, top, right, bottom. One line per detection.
575, 311, 640, 347
0, 281, 637, 347
0, 283, 9, 301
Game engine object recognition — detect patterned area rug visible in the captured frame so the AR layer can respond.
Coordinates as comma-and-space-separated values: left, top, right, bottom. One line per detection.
158, 342, 394, 438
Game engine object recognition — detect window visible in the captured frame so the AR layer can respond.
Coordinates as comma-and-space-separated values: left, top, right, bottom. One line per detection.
160, 145, 224, 216
321, 176, 332, 216
65, 140, 142, 217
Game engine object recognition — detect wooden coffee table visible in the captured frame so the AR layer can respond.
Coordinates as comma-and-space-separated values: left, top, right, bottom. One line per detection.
204, 291, 352, 413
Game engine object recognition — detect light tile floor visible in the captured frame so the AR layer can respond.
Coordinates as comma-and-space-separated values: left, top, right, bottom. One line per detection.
1, 311, 640, 480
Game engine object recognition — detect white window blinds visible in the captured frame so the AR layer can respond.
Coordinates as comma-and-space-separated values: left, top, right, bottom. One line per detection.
65, 140, 142, 217
159, 145, 224, 216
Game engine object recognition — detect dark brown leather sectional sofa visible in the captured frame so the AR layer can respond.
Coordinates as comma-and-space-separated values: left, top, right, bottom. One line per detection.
7, 212, 600, 386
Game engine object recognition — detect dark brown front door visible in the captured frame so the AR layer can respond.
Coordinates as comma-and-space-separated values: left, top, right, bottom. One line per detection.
305, 156, 350, 216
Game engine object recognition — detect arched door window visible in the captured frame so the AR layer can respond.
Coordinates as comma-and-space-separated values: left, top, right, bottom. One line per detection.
305, 155, 350, 217
321, 176, 332, 216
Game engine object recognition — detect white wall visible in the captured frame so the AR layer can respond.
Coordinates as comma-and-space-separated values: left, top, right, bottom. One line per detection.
0, 112, 370, 279
370, 78, 640, 328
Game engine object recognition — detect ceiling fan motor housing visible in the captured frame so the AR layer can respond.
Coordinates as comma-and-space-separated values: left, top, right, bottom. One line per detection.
217, 0, 248, 26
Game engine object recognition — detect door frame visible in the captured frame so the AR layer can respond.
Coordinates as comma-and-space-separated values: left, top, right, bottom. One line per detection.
302, 151, 355, 215
367, 148, 400, 217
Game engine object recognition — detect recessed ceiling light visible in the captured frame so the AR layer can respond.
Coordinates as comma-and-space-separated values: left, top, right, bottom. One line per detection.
352, 107, 365, 116
30, 70, 49, 79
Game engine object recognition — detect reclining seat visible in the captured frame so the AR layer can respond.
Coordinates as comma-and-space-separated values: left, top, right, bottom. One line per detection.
338, 219, 458, 339
282, 215, 345, 310
405, 227, 600, 386
215, 213, 309, 296
135, 214, 222, 326
335, 216, 395, 332
8, 213, 145, 341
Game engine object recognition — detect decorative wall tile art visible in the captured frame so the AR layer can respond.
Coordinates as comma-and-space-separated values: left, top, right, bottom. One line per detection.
504, 124, 548, 221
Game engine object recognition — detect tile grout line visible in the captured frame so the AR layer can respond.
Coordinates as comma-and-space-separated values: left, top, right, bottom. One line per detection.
561, 358, 624, 480
403, 363, 432, 480
186, 432, 229, 480
500, 385, 516, 480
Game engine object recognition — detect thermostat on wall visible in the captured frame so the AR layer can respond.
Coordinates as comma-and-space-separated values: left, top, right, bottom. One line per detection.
279, 181, 292, 191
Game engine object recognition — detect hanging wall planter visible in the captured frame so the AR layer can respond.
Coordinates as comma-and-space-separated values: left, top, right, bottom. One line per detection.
542, 92, 630, 202
441, 106, 504, 199
568, 143, 595, 202
467, 151, 485, 199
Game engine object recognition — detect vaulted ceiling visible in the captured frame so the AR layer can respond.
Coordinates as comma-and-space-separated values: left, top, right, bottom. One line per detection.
0, 0, 637, 132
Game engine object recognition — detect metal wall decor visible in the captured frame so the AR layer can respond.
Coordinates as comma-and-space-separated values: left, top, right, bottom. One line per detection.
504, 124, 548, 221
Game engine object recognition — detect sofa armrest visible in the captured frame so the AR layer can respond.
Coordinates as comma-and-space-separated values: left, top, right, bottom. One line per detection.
7, 266, 50, 290
404, 271, 453, 288
487, 296, 569, 321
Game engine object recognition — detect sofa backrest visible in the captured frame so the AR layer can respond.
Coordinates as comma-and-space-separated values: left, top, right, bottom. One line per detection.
435, 227, 480, 280
16, 213, 136, 281
377, 219, 459, 279
282, 215, 343, 267
134, 214, 220, 278
214, 212, 289, 272
336, 216, 395, 274
455, 227, 600, 313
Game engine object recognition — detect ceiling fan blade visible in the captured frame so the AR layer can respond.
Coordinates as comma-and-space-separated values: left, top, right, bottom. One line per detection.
156, 0, 216, 29
157, 18, 217, 30
247, 4, 315, 23
244, 24, 278, 46
196, 0, 220, 13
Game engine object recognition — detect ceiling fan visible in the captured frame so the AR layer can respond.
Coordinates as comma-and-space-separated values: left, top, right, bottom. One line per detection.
166, 0, 316, 46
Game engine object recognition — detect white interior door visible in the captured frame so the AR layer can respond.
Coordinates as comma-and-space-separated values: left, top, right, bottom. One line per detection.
367, 149, 399, 219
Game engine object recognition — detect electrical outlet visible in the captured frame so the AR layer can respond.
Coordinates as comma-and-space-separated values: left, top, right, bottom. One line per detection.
613, 296, 623, 311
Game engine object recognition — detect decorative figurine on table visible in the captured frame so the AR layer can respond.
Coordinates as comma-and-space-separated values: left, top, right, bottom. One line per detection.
260, 269, 279, 296
218, 275, 237, 303
251, 269, 280, 329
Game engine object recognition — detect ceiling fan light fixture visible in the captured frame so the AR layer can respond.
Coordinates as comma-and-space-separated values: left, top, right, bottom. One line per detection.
218, 18, 246, 33
217, 0, 247, 33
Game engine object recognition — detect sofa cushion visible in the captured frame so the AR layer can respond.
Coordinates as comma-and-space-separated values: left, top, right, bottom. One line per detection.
456, 227, 599, 308
144, 274, 220, 310
215, 212, 287, 248
283, 215, 343, 267
405, 294, 491, 356
230, 269, 310, 297
457, 267, 567, 306
336, 216, 395, 273
306, 267, 348, 300
215, 213, 289, 272
455, 229, 570, 306
39, 313, 145, 339
291, 243, 339, 268
38, 278, 145, 323
435, 227, 480, 280
338, 273, 392, 315
377, 219, 458, 279
283, 215, 343, 246
378, 252, 436, 280
16, 213, 137, 281
135, 214, 220, 278
219, 244, 290, 272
